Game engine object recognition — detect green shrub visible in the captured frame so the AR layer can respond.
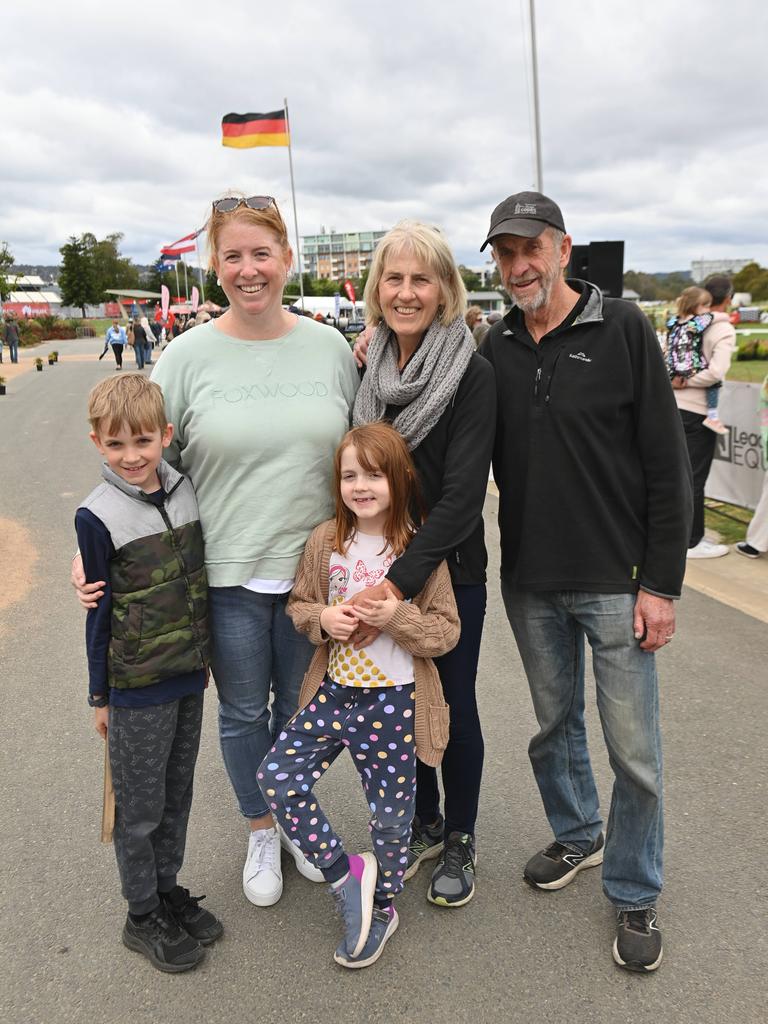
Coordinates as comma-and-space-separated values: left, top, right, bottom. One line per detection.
36, 314, 59, 333
18, 320, 44, 346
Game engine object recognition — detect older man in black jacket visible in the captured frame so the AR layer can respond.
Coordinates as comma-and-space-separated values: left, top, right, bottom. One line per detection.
480, 191, 692, 974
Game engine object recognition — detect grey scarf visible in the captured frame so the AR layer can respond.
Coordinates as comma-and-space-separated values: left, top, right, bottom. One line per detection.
353, 315, 475, 450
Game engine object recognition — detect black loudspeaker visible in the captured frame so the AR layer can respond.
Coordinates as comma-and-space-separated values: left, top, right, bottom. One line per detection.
567, 241, 624, 298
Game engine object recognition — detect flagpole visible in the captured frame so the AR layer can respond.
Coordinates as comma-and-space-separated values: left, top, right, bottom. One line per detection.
182, 261, 189, 300
195, 231, 206, 302
283, 97, 305, 310
529, 0, 543, 190
174, 262, 180, 305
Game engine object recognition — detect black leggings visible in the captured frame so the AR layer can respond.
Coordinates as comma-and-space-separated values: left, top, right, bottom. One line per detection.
416, 583, 486, 836
680, 409, 716, 547
111, 342, 124, 367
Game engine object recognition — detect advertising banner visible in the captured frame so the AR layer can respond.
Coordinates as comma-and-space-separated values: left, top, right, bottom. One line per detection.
706, 381, 766, 510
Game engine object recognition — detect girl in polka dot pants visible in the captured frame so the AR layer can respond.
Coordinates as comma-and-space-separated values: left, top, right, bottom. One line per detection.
258, 424, 459, 967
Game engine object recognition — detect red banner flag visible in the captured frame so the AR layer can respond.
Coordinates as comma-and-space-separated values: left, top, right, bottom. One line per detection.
344, 280, 356, 303
161, 244, 196, 256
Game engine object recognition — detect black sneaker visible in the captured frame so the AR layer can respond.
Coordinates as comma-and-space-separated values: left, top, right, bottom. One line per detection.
523, 833, 604, 890
160, 885, 224, 945
736, 542, 761, 559
122, 903, 205, 973
613, 907, 663, 972
403, 815, 444, 881
427, 831, 476, 908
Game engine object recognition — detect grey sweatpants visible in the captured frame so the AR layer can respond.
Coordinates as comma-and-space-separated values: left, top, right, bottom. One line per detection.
109, 693, 204, 915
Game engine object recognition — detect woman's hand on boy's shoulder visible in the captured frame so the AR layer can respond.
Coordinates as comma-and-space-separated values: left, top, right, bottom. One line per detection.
71, 552, 105, 609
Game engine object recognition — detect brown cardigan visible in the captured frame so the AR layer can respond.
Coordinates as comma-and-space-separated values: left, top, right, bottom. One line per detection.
287, 520, 461, 767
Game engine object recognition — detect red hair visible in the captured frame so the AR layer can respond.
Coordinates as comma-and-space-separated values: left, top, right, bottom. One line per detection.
333, 422, 421, 556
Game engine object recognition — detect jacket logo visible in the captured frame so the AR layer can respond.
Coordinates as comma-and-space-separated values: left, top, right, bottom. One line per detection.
569, 352, 592, 363
515, 203, 537, 215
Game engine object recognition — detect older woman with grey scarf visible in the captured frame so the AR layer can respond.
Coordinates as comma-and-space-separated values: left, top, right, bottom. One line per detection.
351, 220, 495, 909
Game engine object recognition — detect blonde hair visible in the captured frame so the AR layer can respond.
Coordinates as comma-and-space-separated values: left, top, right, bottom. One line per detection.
205, 190, 291, 270
333, 423, 421, 558
676, 286, 712, 319
363, 220, 467, 327
88, 373, 168, 437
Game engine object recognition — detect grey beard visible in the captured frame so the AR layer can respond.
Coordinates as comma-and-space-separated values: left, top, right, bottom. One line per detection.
507, 277, 553, 313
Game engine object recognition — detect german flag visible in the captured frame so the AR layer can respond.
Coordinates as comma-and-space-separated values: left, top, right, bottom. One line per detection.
221, 110, 289, 148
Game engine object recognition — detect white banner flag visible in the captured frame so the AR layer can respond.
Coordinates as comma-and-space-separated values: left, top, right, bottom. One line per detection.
706, 381, 766, 510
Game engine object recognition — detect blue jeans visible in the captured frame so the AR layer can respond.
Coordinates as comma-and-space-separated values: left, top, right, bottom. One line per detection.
501, 585, 663, 910
134, 343, 145, 369
208, 586, 314, 819
8, 337, 19, 362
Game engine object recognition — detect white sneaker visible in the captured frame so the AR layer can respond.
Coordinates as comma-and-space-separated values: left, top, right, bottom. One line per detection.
243, 827, 283, 906
687, 538, 729, 559
277, 823, 325, 883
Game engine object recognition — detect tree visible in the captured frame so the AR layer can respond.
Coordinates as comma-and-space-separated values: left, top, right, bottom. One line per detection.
59, 236, 100, 316
458, 265, 482, 291
0, 241, 15, 301
732, 262, 768, 301
204, 269, 228, 306
83, 232, 140, 295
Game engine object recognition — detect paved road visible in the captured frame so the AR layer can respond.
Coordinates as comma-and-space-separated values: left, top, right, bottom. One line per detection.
1, 342, 766, 1024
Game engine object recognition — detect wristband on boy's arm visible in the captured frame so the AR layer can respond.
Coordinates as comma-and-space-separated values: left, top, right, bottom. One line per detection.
88, 694, 109, 708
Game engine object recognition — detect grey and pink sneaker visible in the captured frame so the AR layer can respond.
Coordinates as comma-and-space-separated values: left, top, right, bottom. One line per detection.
334, 905, 399, 969
330, 852, 377, 959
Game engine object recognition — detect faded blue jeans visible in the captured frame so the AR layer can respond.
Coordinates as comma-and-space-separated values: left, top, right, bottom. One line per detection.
501, 585, 663, 910
208, 586, 314, 820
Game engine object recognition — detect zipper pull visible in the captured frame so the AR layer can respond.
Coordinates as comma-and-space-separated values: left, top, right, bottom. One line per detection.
534, 367, 542, 398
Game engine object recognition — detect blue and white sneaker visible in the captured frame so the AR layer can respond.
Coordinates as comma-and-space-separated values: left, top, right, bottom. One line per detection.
330, 852, 377, 959
334, 905, 399, 969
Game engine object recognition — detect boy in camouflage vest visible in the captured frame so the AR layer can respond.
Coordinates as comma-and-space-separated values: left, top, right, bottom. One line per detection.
76, 373, 221, 973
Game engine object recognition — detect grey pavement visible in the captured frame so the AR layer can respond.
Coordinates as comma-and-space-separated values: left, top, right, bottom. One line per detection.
1, 340, 766, 1024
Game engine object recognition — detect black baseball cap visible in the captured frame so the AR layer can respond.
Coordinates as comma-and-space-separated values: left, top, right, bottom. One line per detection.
480, 191, 566, 251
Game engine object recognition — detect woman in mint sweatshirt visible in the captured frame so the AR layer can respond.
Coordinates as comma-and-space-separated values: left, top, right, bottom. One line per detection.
76, 194, 359, 909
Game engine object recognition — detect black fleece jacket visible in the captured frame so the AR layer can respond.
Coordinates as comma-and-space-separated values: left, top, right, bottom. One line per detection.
385, 352, 496, 598
480, 281, 692, 599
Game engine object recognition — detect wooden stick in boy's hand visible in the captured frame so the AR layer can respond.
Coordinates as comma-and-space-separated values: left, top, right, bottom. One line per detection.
100, 742, 115, 844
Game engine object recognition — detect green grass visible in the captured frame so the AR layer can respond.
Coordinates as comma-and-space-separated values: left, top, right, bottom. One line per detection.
727, 359, 768, 382
704, 500, 751, 544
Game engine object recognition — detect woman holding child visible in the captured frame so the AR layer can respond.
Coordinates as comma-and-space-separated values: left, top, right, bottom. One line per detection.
75, 194, 359, 908
351, 221, 496, 908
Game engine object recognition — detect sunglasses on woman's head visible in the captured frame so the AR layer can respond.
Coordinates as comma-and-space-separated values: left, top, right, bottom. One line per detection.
212, 195, 275, 213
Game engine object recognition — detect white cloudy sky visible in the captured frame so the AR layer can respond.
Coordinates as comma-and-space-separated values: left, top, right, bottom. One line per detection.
2, 0, 766, 274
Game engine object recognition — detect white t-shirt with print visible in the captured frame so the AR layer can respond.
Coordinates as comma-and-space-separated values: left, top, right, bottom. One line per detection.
326, 532, 415, 688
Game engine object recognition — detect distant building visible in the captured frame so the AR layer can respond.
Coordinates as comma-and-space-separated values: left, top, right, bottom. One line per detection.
301, 228, 387, 280
3, 274, 61, 316
463, 264, 496, 288
691, 259, 753, 283
466, 290, 507, 314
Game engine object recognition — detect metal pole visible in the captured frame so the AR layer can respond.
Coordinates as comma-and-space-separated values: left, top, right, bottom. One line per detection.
174, 262, 180, 304
529, 0, 543, 191
195, 231, 206, 302
182, 261, 189, 300
283, 97, 305, 310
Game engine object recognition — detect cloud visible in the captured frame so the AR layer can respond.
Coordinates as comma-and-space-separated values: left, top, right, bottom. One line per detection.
1, 0, 766, 273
